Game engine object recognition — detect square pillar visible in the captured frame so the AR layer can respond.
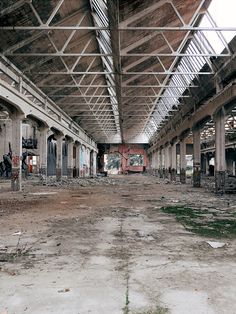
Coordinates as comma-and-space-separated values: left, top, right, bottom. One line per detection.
180, 138, 186, 184
56, 135, 63, 181
93, 151, 97, 175
159, 148, 163, 178
0, 119, 12, 158
67, 140, 74, 179
11, 115, 23, 191
155, 150, 160, 176
38, 127, 48, 178
214, 109, 226, 194
164, 145, 170, 179
171, 142, 177, 181
75, 144, 81, 177
89, 150, 93, 176
193, 128, 201, 187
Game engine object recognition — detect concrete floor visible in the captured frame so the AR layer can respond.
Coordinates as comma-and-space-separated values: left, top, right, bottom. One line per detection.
0, 174, 236, 314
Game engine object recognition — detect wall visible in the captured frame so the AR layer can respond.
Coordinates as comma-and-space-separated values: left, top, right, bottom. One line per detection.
108, 144, 148, 174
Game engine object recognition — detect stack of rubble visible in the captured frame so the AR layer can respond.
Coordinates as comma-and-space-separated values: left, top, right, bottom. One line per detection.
40, 176, 126, 187
225, 175, 236, 193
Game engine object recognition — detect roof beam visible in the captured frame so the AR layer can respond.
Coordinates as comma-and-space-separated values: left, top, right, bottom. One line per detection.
39, 84, 196, 88
52, 95, 190, 98
33, 71, 213, 75
0, 0, 26, 16
5, 52, 230, 57
1, 26, 235, 31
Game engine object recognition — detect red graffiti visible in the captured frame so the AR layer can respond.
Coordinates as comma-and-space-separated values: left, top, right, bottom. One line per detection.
12, 156, 20, 167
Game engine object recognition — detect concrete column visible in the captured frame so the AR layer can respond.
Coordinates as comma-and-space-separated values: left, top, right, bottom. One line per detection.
201, 153, 207, 175
149, 152, 153, 169
67, 140, 74, 179
171, 142, 177, 181
11, 115, 23, 191
75, 144, 81, 177
0, 119, 12, 158
89, 150, 94, 176
84, 148, 88, 177
153, 151, 158, 176
205, 154, 210, 175
155, 150, 160, 176
226, 151, 234, 175
159, 148, 163, 178
38, 127, 48, 177
81, 145, 86, 177
56, 135, 63, 181
152, 152, 155, 173
214, 109, 226, 193
93, 151, 97, 175
193, 128, 201, 187
180, 138, 186, 183
155, 151, 158, 175
164, 146, 167, 178
164, 145, 170, 179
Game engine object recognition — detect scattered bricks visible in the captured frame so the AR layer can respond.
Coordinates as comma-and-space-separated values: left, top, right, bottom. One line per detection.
225, 175, 236, 193
41, 176, 127, 188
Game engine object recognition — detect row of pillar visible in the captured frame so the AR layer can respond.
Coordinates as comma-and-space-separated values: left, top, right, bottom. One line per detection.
40, 131, 97, 181
3, 115, 97, 191
150, 108, 227, 193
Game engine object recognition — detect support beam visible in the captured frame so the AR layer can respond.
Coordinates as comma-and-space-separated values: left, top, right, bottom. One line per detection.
67, 140, 74, 179
93, 151, 97, 176
164, 145, 170, 179
156, 150, 160, 174
171, 142, 177, 181
1, 26, 235, 31
55, 135, 63, 181
11, 114, 23, 191
214, 109, 226, 194
193, 128, 201, 187
38, 127, 49, 179
159, 148, 163, 178
75, 143, 81, 177
179, 138, 186, 184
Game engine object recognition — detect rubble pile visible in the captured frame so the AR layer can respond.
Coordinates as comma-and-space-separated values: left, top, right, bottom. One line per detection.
202, 175, 236, 193
201, 176, 215, 192
41, 176, 126, 187
225, 175, 236, 193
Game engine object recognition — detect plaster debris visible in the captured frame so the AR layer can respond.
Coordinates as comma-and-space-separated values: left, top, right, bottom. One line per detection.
41, 176, 127, 187
58, 288, 70, 293
206, 241, 226, 248
12, 231, 22, 236
30, 192, 58, 195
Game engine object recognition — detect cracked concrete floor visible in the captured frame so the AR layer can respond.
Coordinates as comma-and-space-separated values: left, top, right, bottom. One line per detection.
0, 174, 236, 314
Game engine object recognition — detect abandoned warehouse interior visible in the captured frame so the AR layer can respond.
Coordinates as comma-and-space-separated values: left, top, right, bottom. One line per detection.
0, 0, 236, 313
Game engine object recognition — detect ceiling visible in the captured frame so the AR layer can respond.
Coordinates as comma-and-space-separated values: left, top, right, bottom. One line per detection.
0, 0, 232, 144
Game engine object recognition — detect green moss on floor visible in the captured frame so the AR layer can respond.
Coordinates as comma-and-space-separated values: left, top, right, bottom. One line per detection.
161, 206, 236, 238
132, 306, 169, 314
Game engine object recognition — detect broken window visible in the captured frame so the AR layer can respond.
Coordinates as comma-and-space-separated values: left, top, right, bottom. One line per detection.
128, 154, 144, 166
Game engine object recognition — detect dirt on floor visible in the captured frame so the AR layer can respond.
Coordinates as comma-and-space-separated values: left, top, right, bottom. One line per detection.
0, 174, 236, 314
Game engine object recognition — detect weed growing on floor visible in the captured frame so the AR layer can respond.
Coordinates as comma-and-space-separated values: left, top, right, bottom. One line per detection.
161, 206, 236, 238
132, 306, 169, 314
122, 268, 130, 314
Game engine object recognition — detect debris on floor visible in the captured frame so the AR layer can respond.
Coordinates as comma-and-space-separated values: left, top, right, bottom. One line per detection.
0, 174, 236, 313
58, 288, 70, 293
206, 241, 226, 248
41, 176, 127, 187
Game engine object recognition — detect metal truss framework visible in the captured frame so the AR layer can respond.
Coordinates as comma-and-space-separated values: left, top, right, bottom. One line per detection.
0, 0, 235, 143
201, 107, 236, 144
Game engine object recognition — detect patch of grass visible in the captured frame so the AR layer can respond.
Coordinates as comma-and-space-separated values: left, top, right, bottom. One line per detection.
132, 306, 169, 314
123, 271, 130, 314
161, 206, 236, 238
